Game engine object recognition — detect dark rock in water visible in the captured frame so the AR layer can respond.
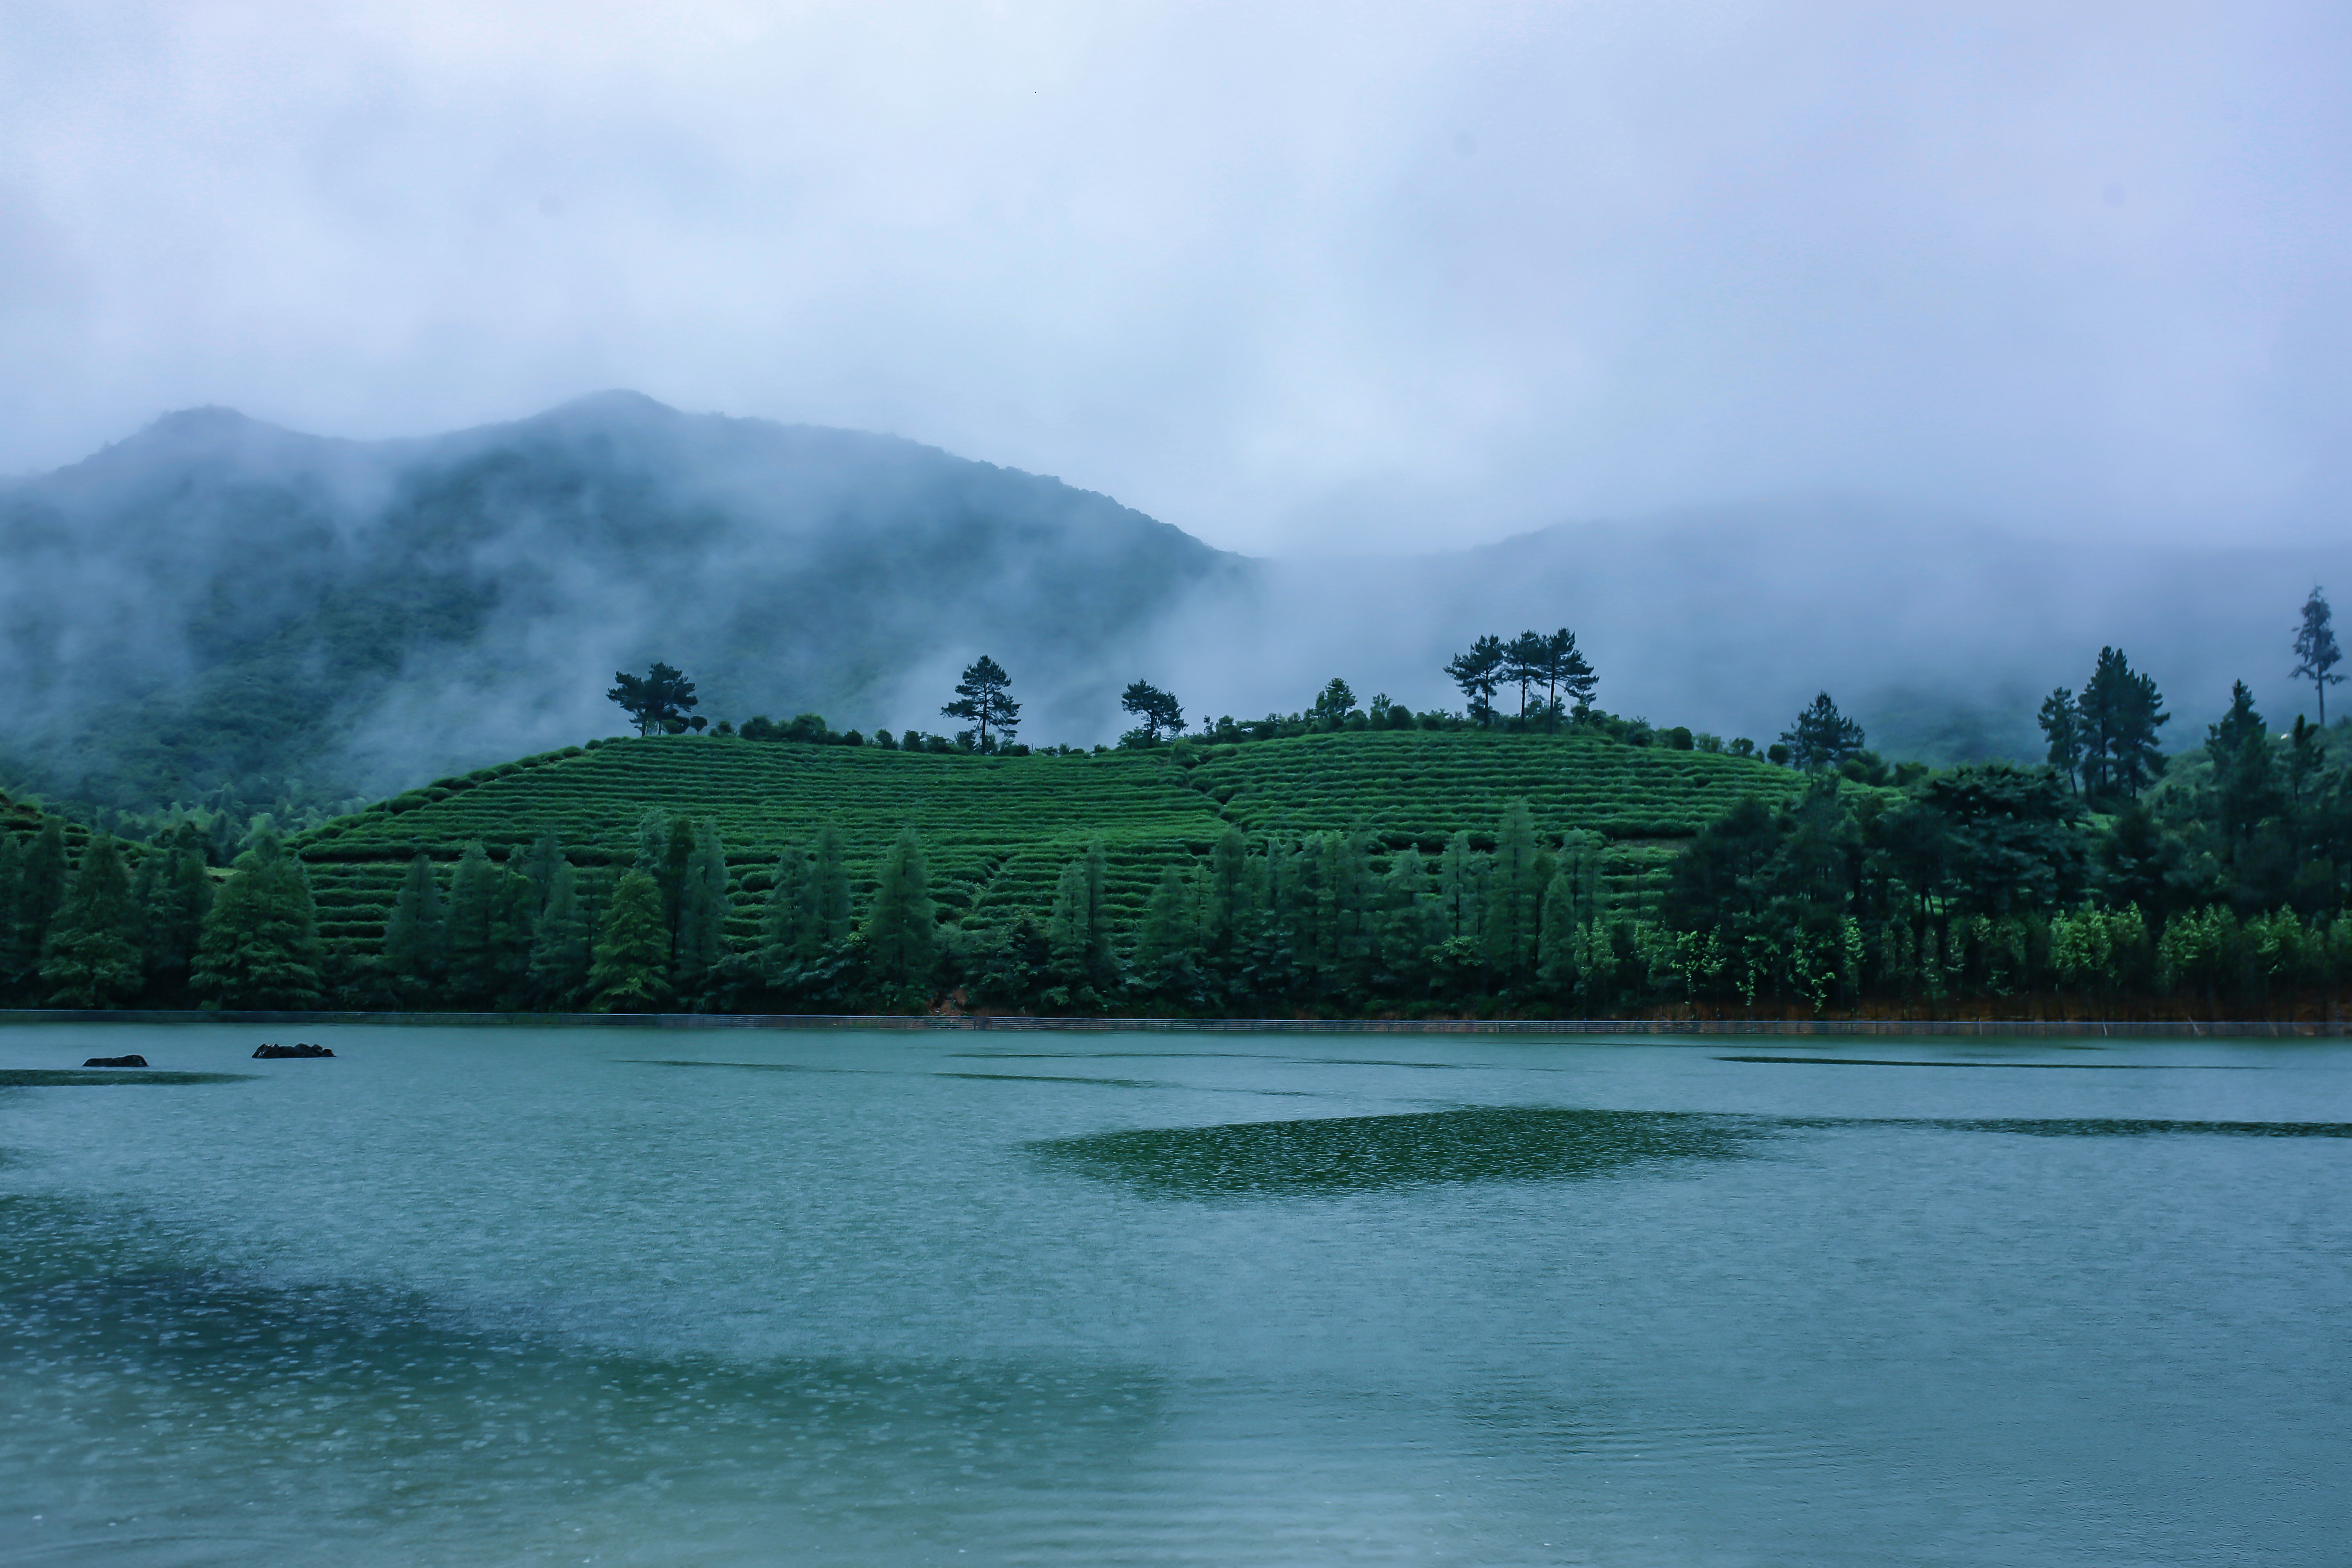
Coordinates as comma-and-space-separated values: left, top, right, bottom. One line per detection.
82, 1054, 150, 1068
252, 1043, 335, 1059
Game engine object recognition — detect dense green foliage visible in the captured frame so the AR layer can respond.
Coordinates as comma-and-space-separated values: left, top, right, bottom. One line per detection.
5, 649, 2352, 1018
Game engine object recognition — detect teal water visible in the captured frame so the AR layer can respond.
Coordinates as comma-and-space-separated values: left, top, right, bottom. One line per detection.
1, 1027, 2345, 1566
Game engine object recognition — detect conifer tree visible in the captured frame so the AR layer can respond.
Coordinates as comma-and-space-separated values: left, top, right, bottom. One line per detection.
1434, 831, 1486, 940
1542, 627, 1598, 724
487, 858, 538, 1003
760, 843, 815, 977
2292, 585, 2342, 724
1327, 830, 1377, 987
590, 870, 673, 1011
1132, 864, 1199, 996
1444, 636, 1506, 726
1203, 825, 1256, 955
138, 827, 214, 998
527, 858, 592, 1006
2038, 687, 2085, 793
1483, 800, 1545, 977
942, 655, 1021, 749
441, 841, 499, 1003
20, 820, 69, 963
1274, 835, 1327, 984
0, 835, 27, 995
191, 831, 324, 1009
1046, 839, 1114, 986
1553, 830, 1608, 931
864, 826, 938, 989
381, 852, 443, 1000
673, 820, 730, 998
809, 823, 853, 948
521, 826, 566, 914
1373, 846, 1430, 992
634, 808, 672, 883
1502, 632, 1548, 722
2077, 647, 2169, 798
1538, 869, 1580, 993
41, 835, 145, 1007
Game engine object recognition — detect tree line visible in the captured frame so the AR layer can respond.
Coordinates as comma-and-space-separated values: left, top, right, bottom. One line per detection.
5, 591, 2339, 1016
7, 674, 2350, 1018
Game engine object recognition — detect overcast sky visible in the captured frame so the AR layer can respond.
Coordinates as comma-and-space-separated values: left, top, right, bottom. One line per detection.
2, 2, 2347, 555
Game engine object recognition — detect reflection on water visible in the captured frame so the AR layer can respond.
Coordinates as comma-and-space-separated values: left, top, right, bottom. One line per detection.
1717, 1055, 2249, 1069
1855, 1115, 2352, 1139
3, 1190, 1173, 1567
0, 1068, 250, 1087
1, 1027, 2346, 1566
1030, 1105, 1760, 1197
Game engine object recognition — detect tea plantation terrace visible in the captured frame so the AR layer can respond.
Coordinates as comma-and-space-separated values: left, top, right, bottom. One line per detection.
293, 731, 1811, 951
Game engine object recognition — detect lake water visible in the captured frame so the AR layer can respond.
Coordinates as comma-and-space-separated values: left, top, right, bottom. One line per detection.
1, 1026, 2345, 1566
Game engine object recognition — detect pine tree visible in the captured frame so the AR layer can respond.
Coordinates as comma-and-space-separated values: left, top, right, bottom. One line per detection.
1434, 831, 1486, 941
20, 820, 70, 962
381, 852, 443, 1001
2292, 585, 2343, 724
2038, 687, 2084, 793
1132, 864, 1199, 996
1541, 627, 1598, 725
1501, 631, 1548, 722
527, 858, 592, 1006
138, 827, 214, 998
809, 823, 853, 948
760, 843, 815, 977
2078, 647, 2169, 799
658, 815, 696, 939
0, 834, 26, 997
1554, 830, 1608, 931
487, 859, 538, 1004
590, 870, 673, 1011
1444, 636, 1506, 726
521, 826, 566, 914
1203, 825, 1255, 955
1483, 800, 1545, 978
2206, 681, 2281, 860
673, 819, 729, 999
1781, 693, 1866, 771
190, 831, 325, 1009
1045, 840, 1113, 986
41, 836, 145, 1007
1327, 830, 1377, 989
1538, 870, 1580, 995
864, 826, 938, 990
942, 655, 1021, 750
1380, 844, 1434, 969
441, 841, 499, 1004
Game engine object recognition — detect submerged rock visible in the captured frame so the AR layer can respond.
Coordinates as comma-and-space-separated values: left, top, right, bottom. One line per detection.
252, 1043, 335, 1059
82, 1054, 150, 1068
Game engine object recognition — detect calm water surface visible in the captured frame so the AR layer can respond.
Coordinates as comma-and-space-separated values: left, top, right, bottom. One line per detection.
0, 1026, 2345, 1566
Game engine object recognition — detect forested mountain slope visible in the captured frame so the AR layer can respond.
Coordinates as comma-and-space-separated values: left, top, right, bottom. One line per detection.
0, 393, 1237, 818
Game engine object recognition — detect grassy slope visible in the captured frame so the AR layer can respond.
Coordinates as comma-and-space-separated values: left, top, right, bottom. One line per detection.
294, 731, 1811, 951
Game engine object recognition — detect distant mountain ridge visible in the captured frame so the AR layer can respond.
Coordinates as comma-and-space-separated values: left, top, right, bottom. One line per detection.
4, 394, 2346, 826
0, 393, 1240, 815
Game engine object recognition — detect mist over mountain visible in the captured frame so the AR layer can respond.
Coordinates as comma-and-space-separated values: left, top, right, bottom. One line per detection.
1162, 503, 2352, 765
3, 392, 2345, 824
0, 392, 1236, 815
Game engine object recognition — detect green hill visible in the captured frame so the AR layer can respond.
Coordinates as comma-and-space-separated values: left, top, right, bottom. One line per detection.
294, 729, 1808, 952
0, 393, 1236, 820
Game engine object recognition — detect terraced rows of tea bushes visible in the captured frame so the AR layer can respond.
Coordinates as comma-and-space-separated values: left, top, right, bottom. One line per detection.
292, 731, 1805, 950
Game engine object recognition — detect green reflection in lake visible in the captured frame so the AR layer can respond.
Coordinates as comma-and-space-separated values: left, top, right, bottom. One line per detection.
1854, 1115, 2352, 1138
1031, 1105, 1760, 1197
0, 1068, 250, 1087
